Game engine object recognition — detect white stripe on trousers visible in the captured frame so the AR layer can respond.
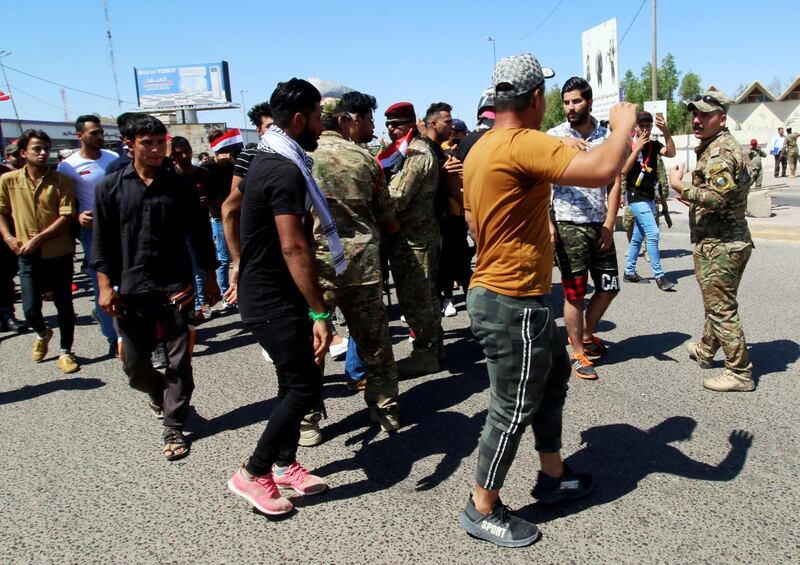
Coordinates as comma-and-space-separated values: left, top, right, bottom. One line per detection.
484, 307, 535, 488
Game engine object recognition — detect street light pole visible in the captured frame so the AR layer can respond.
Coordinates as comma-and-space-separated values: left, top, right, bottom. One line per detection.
486, 37, 497, 67
0, 51, 23, 135
651, 0, 658, 100
240, 89, 248, 130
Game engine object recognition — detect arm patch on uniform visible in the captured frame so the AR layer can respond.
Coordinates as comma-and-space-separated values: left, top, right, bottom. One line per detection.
708, 162, 734, 193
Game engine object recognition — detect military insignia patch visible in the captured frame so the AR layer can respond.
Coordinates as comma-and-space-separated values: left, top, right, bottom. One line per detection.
707, 162, 734, 192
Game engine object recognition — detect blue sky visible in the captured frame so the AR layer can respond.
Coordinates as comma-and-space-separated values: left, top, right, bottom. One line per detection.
1, 0, 797, 137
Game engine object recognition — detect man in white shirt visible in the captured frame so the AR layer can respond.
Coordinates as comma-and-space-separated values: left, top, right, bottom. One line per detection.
57, 114, 118, 354
768, 127, 786, 177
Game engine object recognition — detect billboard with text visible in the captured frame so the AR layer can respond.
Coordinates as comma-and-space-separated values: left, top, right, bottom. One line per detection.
134, 62, 232, 110
582, 19, 619, 121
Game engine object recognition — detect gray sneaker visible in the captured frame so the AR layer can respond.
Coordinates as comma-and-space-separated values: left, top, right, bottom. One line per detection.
703, 370, 755, 392
368, 407, 400, 432
685, 341, 712, 369
458, 496, 540, 548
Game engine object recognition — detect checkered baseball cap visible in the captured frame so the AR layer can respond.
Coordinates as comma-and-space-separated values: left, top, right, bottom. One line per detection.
492, 52, 555, 99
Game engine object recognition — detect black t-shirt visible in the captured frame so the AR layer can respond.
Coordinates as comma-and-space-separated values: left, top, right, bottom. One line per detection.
200, 158, 234, 218
238, 153, 310, 323
177, 165, 211, 201
625, 139, 664, 203
454, 129, 488, 163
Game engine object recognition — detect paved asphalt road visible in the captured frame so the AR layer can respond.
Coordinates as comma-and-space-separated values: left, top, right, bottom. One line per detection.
1, 231, 798, 564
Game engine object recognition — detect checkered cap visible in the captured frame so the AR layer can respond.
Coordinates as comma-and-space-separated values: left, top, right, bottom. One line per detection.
492, 52, 555, 99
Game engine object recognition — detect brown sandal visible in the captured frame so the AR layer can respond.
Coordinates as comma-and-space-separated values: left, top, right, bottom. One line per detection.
163, 429, 190, 461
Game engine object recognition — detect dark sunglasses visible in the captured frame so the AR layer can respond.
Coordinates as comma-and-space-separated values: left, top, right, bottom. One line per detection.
385, 119, 412, 128
691, 94, 724, 109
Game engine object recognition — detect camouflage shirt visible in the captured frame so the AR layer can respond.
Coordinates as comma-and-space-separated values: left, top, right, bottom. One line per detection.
684, 129, 751, 244
748, 147, 766, 170
388, 136, 440, 244
310, 131, 393, 288
784, 132, 799, 152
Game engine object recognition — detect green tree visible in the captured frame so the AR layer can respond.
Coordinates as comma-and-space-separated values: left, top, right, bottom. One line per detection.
540, 83, 566, 132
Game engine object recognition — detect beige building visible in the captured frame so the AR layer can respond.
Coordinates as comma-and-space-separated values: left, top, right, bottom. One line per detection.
709, 79, 800, 133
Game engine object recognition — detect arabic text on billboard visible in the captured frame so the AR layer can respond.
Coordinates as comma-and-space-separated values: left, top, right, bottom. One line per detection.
135, 62, 231, 110
581, 19, 619, 121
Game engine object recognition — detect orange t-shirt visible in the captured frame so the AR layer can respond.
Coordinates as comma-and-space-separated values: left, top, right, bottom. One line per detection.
463, 127, 577, 297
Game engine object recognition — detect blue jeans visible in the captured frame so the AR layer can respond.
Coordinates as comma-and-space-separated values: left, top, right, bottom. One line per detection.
81, 228, 117, 345
186, 237, 205, 311
345, 336, 365, 381
625, 200, 664, 279
210, 218, 230, 296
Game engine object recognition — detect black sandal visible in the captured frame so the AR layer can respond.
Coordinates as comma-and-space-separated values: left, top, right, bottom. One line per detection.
163, 429, 190, 461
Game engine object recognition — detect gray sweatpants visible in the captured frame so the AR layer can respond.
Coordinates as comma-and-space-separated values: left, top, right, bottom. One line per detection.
467, 287, 570, 490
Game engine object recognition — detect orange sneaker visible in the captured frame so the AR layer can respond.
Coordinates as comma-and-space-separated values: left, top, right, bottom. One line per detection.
570, 353, 598, 380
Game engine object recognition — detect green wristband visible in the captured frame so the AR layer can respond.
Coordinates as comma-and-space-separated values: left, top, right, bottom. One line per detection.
308, 309, 331, 322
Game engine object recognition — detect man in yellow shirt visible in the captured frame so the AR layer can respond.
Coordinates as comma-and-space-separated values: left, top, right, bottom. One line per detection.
0, 130, 78, 374
458, 52, 637, 547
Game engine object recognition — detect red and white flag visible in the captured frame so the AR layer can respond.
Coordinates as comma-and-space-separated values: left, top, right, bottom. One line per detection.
0, 90, 10, 102
210, 128, 243, 154
376, 129, 413, 171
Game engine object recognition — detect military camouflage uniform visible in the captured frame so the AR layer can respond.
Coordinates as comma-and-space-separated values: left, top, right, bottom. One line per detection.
748, 146, 766, 189
386, 136, 443, 355
683, 128, 753, 381
310, 130, 399, 414
784, 132, 799, 177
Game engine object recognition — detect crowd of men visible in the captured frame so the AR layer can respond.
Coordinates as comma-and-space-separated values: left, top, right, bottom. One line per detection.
0, 50, 759, 548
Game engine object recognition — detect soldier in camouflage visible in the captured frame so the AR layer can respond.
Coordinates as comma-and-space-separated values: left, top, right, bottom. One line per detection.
784, 127, 799, 177
748, 139, 766, 189
310, 98, 400, 432
383, 102, 443, 377
669, 90, 754, 392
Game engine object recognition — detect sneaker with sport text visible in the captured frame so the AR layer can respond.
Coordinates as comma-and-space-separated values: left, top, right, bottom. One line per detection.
458, 496, 540, 548
570, 352, 598, 380
531, 463, 594, 504
227, 466, 294, 515
272, 461, 328, 495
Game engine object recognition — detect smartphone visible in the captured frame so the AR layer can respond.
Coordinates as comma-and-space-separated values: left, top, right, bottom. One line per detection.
656, 112, 665, 120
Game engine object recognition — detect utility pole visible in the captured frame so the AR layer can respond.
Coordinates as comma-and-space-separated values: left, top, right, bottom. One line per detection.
0, 51, 23, 135
651, 0, 658, 100
486, 37, 497, 69
60, 88, 69, 121
103, 0, 123, 112
240, 90, 248, 130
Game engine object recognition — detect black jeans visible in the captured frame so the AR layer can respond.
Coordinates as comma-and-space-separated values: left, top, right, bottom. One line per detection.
437, 215, 473, 299
0, 243, 18, 319
18, 253, 75, 351
245, 309, 323, 476
115, 292, 196, 430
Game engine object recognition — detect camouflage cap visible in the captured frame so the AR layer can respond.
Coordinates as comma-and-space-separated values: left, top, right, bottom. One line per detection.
320, 97, 349, 120
492, 52, 555, 100
4, 142, 18, 156
686, 90, 731, 113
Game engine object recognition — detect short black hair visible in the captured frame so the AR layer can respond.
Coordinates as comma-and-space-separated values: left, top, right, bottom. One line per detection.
121, 114, 167, 140
425, 102, 452, 124
342, 91, 377, 116
207, 128, 225, 144
494, 90, 536, 113
269, 78, 321, 129
75, 114, 101, 133
116, 112, 146, 140
18, 129, 52, 151
561, 77, 593, 101
247, 102, 272, 128
171, 136, 191, 151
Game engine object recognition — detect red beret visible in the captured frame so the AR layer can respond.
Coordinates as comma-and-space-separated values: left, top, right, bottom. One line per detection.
385, 102, 416, 120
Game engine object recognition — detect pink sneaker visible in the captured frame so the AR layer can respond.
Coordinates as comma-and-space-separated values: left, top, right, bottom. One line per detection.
272, 461, 328, 495
227, 466, 294, 515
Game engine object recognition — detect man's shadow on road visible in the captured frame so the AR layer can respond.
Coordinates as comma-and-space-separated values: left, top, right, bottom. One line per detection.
601, 331, 692, 364
0, 377, 105, 406
517, 416, 753, 524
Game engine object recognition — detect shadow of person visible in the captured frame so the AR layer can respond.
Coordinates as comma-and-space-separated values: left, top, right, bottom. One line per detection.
748, 339, 799, 383
602, 331, 691, 364
0, 377, 105, 406
185, 397, 278, 442
517, 417, 753, 524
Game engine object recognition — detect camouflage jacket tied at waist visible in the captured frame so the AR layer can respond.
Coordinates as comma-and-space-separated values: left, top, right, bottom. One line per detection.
388, 137, 440, 244
310, 131, 395, 288
684, 129, 751, 245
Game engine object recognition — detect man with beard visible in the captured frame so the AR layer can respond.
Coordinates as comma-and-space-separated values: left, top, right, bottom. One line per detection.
383, 101, 442, 376
57, 114, 119, 355
547, 77, 621, 380
669, 91, 755, 392
227, 79, 335, 516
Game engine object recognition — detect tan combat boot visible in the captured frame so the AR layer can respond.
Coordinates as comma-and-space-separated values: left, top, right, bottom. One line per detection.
703, 370, 755, 392
398, 348, 440, 378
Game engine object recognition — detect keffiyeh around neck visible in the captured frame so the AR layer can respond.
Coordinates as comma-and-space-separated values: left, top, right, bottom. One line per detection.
257, 125, 347, 275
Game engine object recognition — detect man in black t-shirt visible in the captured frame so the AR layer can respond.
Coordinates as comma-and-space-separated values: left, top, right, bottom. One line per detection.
227, 78, 331, 517
621, 111, 677, 291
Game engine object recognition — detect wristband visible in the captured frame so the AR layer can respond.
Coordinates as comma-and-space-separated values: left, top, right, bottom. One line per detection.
308, 309, 331, 322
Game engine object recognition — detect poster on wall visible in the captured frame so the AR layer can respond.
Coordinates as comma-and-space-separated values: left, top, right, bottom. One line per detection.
582, 18, 619, 121
134, 62, 232, 110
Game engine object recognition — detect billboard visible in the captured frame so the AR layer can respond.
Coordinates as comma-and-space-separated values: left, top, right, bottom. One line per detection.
582, 18, 619, 121
134, 62, 232, 110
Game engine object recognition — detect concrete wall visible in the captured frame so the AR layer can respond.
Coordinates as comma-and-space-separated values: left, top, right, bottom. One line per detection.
727, 100, 800, 131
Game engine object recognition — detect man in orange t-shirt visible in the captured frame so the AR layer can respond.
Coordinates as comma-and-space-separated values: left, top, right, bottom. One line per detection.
457, 52, 637, 548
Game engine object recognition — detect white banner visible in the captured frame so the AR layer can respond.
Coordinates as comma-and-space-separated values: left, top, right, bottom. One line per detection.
644, 100, 668, 122
582, 18, 620, 121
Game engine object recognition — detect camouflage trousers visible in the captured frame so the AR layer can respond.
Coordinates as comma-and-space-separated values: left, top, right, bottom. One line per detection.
322, 283, 398, 413
387, 235, 443, 352
693, 240, 753, 378
750, 167, 763, 190
787, 149, 798, 177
